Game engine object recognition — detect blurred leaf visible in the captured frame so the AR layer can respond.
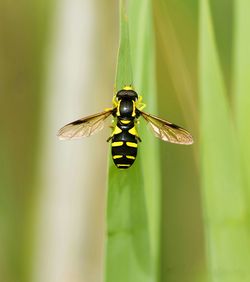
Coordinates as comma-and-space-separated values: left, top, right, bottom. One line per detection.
233, 0, 250, 196
0, 1, 53, 282
153, 1, 205, 281
199, 0, 250, 281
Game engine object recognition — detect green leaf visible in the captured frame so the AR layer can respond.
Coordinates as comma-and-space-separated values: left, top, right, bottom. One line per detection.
105, 164, 152, 282
128, 0, 161, 279
105, 1, 160, 282
233, 0, 250, 195
199, 0, 250, 281
115, 0, 133, 90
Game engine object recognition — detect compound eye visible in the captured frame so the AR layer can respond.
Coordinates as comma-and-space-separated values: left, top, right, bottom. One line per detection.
116, 92, 124, 100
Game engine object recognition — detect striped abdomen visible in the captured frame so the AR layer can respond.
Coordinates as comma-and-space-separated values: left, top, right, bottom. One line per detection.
111, 121, 138, 169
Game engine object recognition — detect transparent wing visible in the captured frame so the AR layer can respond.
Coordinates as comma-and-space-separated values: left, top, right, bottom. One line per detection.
57, 109, 113, 140
140, 111, 193, 145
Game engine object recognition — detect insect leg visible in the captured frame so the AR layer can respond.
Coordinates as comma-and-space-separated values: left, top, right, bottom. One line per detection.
135, 136, 142, 142
107, 136, 112, 142
107, 124, 115, 142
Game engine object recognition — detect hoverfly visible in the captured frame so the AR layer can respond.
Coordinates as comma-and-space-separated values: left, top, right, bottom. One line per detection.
57, 86, 193, 169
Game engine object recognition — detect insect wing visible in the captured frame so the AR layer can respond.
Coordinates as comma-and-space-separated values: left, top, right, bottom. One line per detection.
57, 110, 113, 140
140, 111, 193, 145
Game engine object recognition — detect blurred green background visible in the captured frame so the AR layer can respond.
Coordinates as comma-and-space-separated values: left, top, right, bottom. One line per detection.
1, 0, 249, 282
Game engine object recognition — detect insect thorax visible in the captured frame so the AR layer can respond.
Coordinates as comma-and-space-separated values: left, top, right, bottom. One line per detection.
118, 100, 135, 118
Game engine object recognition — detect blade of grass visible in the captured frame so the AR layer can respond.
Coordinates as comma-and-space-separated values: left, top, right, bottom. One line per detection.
105, 1, 153, 282
128, 0, 161, 280
233, 0, 250, 195
115, 0, 133, 90
199, 0, 250, 281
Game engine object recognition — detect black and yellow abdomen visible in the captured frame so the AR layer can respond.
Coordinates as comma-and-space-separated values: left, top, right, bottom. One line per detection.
111, 121, 138, 169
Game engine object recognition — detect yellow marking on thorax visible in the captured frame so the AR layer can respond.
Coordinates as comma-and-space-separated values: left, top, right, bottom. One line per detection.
123, 86, 133, 90
116, 100, 121, 116
128, 126, 137, 136
120, 120, 131, 125
117, 164, 131, 167
112, 141, 123, 147
113, 126, 122, 135
132, 101, 136, 117
126, 155, 135, 160
126, 142, 137, 148
112, 95, 118, 107
136, 95, 146, 111
113, 155, 123, 159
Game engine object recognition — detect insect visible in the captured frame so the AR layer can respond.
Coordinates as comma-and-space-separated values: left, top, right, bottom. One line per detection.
57, 86, 193, 169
